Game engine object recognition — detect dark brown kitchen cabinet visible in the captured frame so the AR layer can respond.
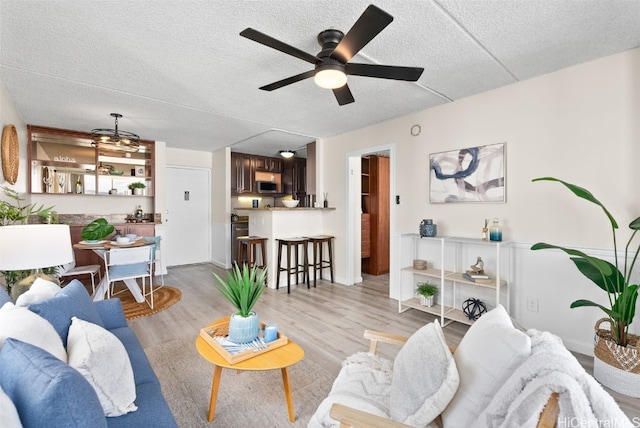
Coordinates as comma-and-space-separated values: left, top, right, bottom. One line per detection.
254, 156, 282, 173
282, 157, 306, 199
230, 152, 254, 195
293, 158, 306, 198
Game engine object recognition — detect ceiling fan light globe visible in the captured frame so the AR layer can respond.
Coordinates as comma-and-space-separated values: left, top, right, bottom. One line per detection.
314, 69, 347, 89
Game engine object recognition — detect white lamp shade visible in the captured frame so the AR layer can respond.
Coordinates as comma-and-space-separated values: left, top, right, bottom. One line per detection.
0, 224, 73, 271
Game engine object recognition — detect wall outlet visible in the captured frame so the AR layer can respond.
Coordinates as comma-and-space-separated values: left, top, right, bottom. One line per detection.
526, 296, 539, 312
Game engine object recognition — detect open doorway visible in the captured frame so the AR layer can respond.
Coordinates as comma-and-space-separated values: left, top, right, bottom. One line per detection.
361, 153, 390, 276
345, 144, 395, 291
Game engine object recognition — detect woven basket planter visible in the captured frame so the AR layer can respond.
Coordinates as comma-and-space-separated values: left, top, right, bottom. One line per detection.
593, 318, 640, 397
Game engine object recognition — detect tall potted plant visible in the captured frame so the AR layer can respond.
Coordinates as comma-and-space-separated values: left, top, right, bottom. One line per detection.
531, 177, 640, 396
212, 263, 267, 343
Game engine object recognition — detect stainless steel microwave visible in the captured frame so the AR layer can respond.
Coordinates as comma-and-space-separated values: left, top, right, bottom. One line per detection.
256, 181, 277, 193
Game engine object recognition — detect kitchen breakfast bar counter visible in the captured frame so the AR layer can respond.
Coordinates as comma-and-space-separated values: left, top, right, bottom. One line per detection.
235, 207, 335, 287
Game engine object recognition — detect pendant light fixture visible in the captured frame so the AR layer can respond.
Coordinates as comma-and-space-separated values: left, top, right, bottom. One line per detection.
279, 150, 295, 158
91, 113, 140, 152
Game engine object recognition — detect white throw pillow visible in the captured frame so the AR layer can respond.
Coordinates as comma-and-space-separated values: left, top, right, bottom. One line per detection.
390, 319, 459, 427
0, 302, 66, 362
15, 277, 61, 307
441, 304, 531, 427
67, 317, 137, 417
0, 385, 22, 428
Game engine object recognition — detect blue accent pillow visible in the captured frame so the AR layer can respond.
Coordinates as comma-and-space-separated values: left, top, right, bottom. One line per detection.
0, 338, 107, 428
28, 280, 104, 346
0, 286, 10, 306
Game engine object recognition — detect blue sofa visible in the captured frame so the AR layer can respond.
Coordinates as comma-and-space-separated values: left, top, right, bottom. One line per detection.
0, 280, 177, 427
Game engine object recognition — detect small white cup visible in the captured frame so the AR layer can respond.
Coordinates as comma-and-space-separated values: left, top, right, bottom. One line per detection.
116, 236, 131, 244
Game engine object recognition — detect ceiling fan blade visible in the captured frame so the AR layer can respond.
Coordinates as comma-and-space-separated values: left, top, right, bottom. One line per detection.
240, 28, 319, 64
346, 63, 424, 81
330, 5, 393, 64
259, 70, 315, 91
333, 85, 355, 106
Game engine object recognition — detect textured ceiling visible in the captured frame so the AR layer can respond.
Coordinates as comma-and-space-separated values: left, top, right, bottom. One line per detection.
1, 1, 639, 158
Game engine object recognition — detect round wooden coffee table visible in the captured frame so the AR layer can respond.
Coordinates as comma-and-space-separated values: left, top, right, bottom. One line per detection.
195, 329, 304, 423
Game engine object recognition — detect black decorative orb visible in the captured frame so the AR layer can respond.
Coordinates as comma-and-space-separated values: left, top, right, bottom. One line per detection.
462, 298, 487, 321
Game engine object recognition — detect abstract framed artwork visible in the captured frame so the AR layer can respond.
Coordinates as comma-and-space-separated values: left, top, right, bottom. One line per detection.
429, 142, 505, 203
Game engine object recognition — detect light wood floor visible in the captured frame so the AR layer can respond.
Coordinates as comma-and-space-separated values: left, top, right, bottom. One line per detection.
127, 263, 640, 420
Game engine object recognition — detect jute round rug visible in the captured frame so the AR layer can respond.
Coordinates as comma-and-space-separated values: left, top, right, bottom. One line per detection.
113, 285, 182, 319
145, 336, 333, 427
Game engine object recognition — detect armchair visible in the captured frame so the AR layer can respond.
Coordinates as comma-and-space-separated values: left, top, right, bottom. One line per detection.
311, 304, 628, 428
327, 329, 559, 428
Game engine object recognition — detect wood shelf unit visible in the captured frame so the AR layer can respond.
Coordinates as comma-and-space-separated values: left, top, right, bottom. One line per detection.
28, 125, 154, 196
398, 234, 511, 326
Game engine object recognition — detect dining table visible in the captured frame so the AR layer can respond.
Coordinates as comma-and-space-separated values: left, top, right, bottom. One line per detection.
73, 237, 155, 302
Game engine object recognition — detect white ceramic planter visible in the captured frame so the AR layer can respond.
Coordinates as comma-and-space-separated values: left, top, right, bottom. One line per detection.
228, 312, 260, 343
419, 295, 434, 307
133, 188, 144, 196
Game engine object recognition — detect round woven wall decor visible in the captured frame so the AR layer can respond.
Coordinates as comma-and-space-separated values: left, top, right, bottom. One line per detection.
1, 124, 19, 184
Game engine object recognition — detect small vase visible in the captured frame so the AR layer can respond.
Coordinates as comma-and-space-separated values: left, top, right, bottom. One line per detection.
228, 312, 260, 344
133, 188, 144, 196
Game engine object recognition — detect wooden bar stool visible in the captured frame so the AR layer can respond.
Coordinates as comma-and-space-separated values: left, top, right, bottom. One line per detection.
237, 236, 267, 274
275, 238, 309, 294
307, 235, 335, 287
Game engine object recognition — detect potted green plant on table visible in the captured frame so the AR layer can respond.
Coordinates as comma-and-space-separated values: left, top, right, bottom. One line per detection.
531, 176, 640, 396
416, 283, 438, 307
212, 263, 267, 344
81, 218, 115, 242
128, 182, 146, 196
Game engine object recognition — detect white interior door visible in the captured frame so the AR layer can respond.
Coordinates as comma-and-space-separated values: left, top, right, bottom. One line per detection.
165, 166, 211, 266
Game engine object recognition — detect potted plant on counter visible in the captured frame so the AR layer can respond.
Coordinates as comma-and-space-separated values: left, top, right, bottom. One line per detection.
531, 176, 640, 396
212, 263, 267, 343
128, 182, 146, 196
416, 283, 438, 307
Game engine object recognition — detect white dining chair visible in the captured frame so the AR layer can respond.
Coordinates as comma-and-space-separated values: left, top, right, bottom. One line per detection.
105, 245, 155, 309
58, 255, 101, 294
144, 236, 165, 287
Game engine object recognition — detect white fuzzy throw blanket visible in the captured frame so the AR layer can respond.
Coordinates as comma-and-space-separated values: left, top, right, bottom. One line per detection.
308, 352, 394, 428
474, 329, 633, 428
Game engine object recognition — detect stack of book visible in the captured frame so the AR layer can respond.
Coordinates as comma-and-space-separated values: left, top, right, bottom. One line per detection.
462, 271, 494, 284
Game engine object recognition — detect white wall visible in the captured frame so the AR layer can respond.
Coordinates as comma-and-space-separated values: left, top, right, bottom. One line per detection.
319, 48, 640, 354
211, 148, 229, 267
0, 83, 28, 196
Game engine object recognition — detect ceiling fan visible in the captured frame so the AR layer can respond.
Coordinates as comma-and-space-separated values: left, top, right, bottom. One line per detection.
240, 4, 424, 106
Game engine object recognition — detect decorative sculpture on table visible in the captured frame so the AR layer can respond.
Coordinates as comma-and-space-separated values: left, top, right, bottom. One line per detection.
468, 256, 484, 275
462, 298, 487, 321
